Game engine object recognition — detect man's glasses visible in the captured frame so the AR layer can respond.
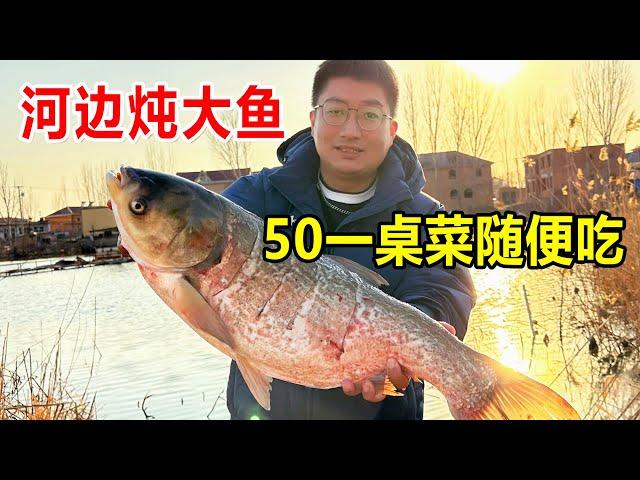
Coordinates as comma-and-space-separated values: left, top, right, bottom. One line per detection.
313, 100, 393, 131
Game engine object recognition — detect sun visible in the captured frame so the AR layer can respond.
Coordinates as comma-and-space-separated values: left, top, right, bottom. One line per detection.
454, 60, 523, 86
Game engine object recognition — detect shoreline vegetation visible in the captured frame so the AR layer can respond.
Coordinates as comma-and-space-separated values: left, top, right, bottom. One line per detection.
1, 329, 96, 419
553, 147, 640, 419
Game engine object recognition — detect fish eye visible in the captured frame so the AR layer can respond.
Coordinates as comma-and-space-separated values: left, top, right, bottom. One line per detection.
129, 198, 147, 215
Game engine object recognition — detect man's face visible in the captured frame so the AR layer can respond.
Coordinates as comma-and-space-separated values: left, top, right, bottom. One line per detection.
310, 77, 398, 180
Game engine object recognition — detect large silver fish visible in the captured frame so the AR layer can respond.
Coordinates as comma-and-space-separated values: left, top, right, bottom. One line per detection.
106, 166, 580, 420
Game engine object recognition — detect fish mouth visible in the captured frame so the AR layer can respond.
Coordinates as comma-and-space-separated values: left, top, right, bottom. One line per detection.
117, 234, 130, 257
105, 166, 131, 257
106, 165, 129, 195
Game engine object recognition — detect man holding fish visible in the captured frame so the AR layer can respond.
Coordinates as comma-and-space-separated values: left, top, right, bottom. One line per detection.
222, 60, 475, 420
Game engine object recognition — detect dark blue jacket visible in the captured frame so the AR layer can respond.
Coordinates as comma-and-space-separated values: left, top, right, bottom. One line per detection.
222, 128, 476, 420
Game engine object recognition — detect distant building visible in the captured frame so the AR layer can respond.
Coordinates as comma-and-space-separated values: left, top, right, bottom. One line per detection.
497, 187, 527, 208
45, 206, 83, 238
28, 218, 50, 235
0, 217, 50, 241
81, 206, 117, 238
627, 146, 640, 166
176, 168, 251, 193
418, 151, 494, 212
492, 178, 527, 209
627, 147, 640, 193
524, 143, 626, 210
44, 205, 118, 240
0, 217, 29, 242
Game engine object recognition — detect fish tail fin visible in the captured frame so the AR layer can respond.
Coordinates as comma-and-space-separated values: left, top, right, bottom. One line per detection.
450, 361, 581, 420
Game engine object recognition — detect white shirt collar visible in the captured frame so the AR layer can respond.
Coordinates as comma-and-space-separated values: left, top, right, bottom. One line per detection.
318, 175, 377, 204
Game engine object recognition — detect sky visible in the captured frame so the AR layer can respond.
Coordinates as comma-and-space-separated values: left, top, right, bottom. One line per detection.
1, 60, 640, 218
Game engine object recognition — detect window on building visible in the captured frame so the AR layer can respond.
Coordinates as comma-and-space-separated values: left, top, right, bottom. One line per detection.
476, 168, 482, 177
464, 188, 473, 198
450, 189, 459, 199
449, 169, 456, 179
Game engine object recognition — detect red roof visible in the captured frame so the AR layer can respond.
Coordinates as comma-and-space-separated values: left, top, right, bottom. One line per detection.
45, 206, 82, 218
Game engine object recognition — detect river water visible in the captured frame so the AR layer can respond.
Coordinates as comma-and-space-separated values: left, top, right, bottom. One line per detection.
1, 257, 636, 420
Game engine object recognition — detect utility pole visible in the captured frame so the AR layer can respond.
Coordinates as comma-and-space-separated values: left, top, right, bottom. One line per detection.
15, 185, 24, 236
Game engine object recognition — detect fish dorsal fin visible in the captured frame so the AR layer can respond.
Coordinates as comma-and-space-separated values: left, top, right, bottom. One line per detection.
327, 255, 389, 288
172, 276, 235, 357
236, 356, 273, 412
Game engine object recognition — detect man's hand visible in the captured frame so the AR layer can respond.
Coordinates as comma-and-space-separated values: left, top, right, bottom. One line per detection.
341, 321, 456, 403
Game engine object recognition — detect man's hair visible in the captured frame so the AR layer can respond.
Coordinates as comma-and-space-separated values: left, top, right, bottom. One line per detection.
312, 60, 399, 118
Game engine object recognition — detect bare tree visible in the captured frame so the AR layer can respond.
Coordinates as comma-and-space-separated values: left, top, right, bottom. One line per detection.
402, 73, 422, 152
0, 161, 18, 244
530, 89, 553, 153
526, 89, 571, 154
572, 60, 634, 146
208, 111, 253, 179
496, 104, 519, 186
75, 140, 176, 209
77, 162, 111, 206
464, 75, 503, 159
552, 95, 570, 150
142, 140, 176, 173
10, 182, 38, 222
518, 98, 540, 158
510, 103, 542, 189
447, 67, 471, 156
507, 107, 524, 188
570, 81, 593, 147
422, 62, 446, 155
53, 178, 69, 210
573, 105, 592, 147
21, 187, 39, 221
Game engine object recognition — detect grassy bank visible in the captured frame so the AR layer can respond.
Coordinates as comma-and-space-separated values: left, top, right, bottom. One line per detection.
561, 154, 640, 419
1, 329, 96, 420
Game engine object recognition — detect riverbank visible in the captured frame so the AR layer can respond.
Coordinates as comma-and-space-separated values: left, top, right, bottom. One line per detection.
1, 255, 132, 278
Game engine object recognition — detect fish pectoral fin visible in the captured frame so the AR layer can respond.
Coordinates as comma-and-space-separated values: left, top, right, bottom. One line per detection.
173, 276, 235, 355
383, 376, 405, 397
236, 356, 273, 411
327, 255, 389, 288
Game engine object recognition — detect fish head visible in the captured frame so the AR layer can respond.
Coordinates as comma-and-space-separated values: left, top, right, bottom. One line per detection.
106, 166, 225, 272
